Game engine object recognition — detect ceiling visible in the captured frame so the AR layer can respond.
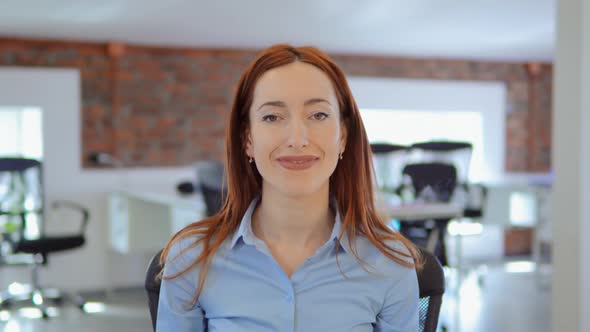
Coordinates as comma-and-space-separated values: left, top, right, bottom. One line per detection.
0, 0, 555, 62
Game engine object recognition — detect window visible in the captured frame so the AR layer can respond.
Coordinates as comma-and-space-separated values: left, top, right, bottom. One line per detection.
509, 191, 537, 227
0, 107, 43, 159
347, 77, 506, 183
360, 108, 485, 182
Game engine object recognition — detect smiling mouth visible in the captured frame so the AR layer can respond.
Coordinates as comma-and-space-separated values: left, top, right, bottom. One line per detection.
276, 157, 319, 170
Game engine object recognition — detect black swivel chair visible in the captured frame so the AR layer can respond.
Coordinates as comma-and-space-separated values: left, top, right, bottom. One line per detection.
176, 181, 226, 218
370, 143, 408, 193
399, 162, 458, 266
176, 160, 227, 218
416, 246, 446, 332
0, 158, 89, 318
199, 183, 226, 217
461, 183, 488, 219
145, 248, 164, 332
144, 246, 445, 332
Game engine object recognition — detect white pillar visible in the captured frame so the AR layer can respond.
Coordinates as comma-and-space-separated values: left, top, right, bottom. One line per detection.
552, 0, 590, 331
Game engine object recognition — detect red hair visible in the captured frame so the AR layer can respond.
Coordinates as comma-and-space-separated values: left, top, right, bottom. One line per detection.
160, 44, 422, 305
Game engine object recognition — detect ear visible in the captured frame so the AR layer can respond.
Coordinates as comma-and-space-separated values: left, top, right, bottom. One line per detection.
339, 121, 348, 154
244, 126, 253, 157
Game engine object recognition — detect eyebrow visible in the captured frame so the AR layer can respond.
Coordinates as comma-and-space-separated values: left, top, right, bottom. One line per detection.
256, 98, 332, 112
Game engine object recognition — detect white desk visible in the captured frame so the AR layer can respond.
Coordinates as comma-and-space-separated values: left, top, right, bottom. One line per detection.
382, 201, 463, 263
108, 191, 206, 254
385, 202, 464, 221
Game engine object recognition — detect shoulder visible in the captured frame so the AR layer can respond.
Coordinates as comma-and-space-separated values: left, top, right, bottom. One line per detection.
161, 234, 204, 277
354, 235, 417, 277
361, 237, 419, 301
162, 226, 235, 276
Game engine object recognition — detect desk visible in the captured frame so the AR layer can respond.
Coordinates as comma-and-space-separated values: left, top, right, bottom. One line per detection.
108, 191, 206, 254
385, 202, 463, 221
384, 201, 463, 267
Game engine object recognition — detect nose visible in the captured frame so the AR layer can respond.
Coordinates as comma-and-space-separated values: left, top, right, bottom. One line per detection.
286, 118, 308, 149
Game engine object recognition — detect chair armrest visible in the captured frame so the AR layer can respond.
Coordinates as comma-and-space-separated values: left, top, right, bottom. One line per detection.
52, 200, 90, 234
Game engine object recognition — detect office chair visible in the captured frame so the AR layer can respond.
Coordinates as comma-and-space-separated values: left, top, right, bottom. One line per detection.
146, 249, 207, 332
409, 141, 472, 185
398, 162, 458, 266
145, 248, 164, 332
0, 157, 89, 318
416, 246, 445, 332
199, 183, 226, 217
145, 246, 445, 332
176, 160, 227, 217
370, 143, 407, 154
370, 143, 408, 192
176, 181, 226, 217
194, 160, 226, 217
459, 183, 488, 219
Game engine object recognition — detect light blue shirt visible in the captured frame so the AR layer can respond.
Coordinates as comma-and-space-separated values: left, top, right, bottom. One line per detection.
156, 197, 419, 331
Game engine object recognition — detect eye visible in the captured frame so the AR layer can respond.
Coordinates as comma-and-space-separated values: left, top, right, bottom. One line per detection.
262, 114, 280, 122
312, 112, 329, 121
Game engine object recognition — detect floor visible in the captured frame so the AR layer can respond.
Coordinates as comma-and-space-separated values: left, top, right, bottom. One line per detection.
0, 259, 551, 332
438, 258, 551, 332
0, 289, 152, 332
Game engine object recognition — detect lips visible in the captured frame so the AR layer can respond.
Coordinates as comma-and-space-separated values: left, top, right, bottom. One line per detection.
276, 155, 319, 170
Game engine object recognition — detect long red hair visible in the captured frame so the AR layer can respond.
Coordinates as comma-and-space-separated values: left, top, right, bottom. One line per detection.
160, 44, 422, 305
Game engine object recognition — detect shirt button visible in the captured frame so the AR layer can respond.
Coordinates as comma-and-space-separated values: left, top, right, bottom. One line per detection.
285, 294, 293, 303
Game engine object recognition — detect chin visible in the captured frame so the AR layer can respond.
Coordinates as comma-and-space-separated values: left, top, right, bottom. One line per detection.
267, 178, 327, 198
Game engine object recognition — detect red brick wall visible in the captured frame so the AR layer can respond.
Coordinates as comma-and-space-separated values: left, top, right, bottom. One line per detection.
0, 37, 552, 171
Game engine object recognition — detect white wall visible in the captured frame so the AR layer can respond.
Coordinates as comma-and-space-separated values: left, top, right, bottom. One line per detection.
552, 0, 590, 330
0, 67, 196, 291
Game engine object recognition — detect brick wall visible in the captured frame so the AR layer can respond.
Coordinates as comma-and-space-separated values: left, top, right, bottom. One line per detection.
0, 37, 552, 172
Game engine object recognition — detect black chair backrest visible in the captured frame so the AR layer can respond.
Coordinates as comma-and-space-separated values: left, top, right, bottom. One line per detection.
145, 249, 164, 331
0, 157, 44, 240
410, 140, 472, 152
462, 183, 489, 218
416, 246, 445, 332
403, 162, 457, 202
370, 143, 408, 155
0, 157, 41, 172
145, 247, 445, 332
199, 183, 226, 217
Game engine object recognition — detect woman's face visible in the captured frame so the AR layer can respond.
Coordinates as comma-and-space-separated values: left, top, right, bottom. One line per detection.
246, 61, 347, 197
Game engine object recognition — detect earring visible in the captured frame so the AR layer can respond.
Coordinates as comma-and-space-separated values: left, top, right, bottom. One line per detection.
249, 156, 254, 163
339, 151, 343, 160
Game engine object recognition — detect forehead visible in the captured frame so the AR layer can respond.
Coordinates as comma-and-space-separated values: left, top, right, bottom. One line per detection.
251, 61, 338, 106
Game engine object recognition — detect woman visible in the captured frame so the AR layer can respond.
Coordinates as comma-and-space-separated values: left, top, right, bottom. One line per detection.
157, 44, 423, 332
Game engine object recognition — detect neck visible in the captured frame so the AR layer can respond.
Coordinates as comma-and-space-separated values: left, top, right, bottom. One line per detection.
252, 184, 334, 249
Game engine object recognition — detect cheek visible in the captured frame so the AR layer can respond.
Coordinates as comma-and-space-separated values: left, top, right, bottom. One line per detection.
249, 128, 276, 155
318, 126, 342, 149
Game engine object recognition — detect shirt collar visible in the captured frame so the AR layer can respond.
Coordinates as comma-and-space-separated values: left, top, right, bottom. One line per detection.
230, 195, 260, 249
230, 195, 351, 254
328, 196, 351, 254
